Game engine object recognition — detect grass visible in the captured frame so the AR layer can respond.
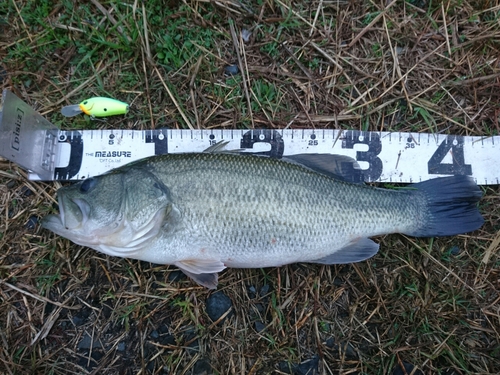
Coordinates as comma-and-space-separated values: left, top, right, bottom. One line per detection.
1, 0, 500, 374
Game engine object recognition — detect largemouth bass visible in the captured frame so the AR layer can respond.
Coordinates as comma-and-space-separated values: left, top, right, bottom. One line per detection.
42, 152, 483, 288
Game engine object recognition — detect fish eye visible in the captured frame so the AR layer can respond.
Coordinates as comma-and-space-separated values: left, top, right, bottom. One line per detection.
80, 178, 97, 193
83, 101, 88, 105
103, 108, 107, 111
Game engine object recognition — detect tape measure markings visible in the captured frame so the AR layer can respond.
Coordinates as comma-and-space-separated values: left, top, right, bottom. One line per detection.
27, 128, 500, 184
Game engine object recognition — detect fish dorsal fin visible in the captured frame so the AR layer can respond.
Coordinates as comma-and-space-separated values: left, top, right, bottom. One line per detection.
203, 140, 243, 154
203, 141, 230, 153
309, 237, 379, 264
284, 154, 364, 184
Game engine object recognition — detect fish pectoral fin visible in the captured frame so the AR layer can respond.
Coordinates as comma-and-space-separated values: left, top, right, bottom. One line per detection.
309, 238, 379, 265
284, 154, 364, 184
180, 270, 219, 290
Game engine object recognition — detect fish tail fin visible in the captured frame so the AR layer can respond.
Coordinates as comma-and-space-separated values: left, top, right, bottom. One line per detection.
405, 175, 483, 237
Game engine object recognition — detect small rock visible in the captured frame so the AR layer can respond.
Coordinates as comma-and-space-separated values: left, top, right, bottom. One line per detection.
101, 303, 112, 319
277, 361, 293, 374
193, 358, 212, 375
91, 349, 104, 361
160, 334, 176, 346
77, 334, 92, 349
340, 341, 358, 359
254, 302, 265, 314
224, 64, 239, 76
325, 337, 335, 348
117, 342, 126, 352
259, 284, 270, 296
184, 330, 199, 353
332, 277, 345, 287
294, 356, 319, 375
254, 321, 266, 332
44, 302, 55, 315
24, 216, 38, 230
247, 285, 257, 298
72, 307, 91, 326
241, 28, 252, 43
21, 186, 33, 197
150, 330, 159, 339
206, 292, 233, 323
449, 246, 460, 256
158, 323, 170, 334
77, 332, 101, 349
277, 356, 319, 375
408, 0, 427, 9
392, 362, 423, 375
77, 355, 91, 370
146, 360, 155, 373
151, 325, 176, 346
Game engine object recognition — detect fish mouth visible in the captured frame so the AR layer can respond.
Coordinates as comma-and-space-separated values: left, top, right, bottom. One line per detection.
42, 193, 90, 232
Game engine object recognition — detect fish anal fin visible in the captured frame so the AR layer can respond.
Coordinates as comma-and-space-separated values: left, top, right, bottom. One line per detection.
285, 154, 364, 184
310, 238, 379, 265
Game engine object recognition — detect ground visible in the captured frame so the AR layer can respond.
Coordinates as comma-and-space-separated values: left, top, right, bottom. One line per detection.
1, 0, 500, 374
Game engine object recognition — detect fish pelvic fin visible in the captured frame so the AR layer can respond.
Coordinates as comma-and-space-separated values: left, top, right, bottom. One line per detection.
175, 258, 226, 289
180, 270, 219, 289
309, 238, 379, 265
406, 175, 483, 237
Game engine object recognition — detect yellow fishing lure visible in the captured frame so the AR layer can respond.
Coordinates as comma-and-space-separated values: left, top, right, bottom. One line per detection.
61, 97, 129, 118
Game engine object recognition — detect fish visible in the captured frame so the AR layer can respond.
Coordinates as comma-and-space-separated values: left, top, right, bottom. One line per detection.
41, 152, 484, 289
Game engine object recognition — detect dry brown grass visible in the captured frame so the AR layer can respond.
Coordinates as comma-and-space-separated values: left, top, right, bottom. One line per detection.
1, 0, 500, 374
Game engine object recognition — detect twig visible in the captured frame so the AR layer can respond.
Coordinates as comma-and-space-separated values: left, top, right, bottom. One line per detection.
53, 66, 107, 105
383, 14, 411, 111
348, 0, 398, 48
229, 20, 254, 128
141, 50, 154, 129
141, 1, 151, 60
90, 0, 131, 42
309, 0, 323, 37
482, 230, 500, 264
343, 42, 447, 114
190, 56, 204, 129
441, 4, 452, 60
153, 66, 194, 129
12, 1, 33, 43
404, 237, 479, 295
1, 281, 81, 310
445, 72, 500, 86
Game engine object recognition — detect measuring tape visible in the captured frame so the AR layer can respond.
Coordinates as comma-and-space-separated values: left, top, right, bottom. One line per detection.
43, 128, 500, 184
0, 90, 498, 184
